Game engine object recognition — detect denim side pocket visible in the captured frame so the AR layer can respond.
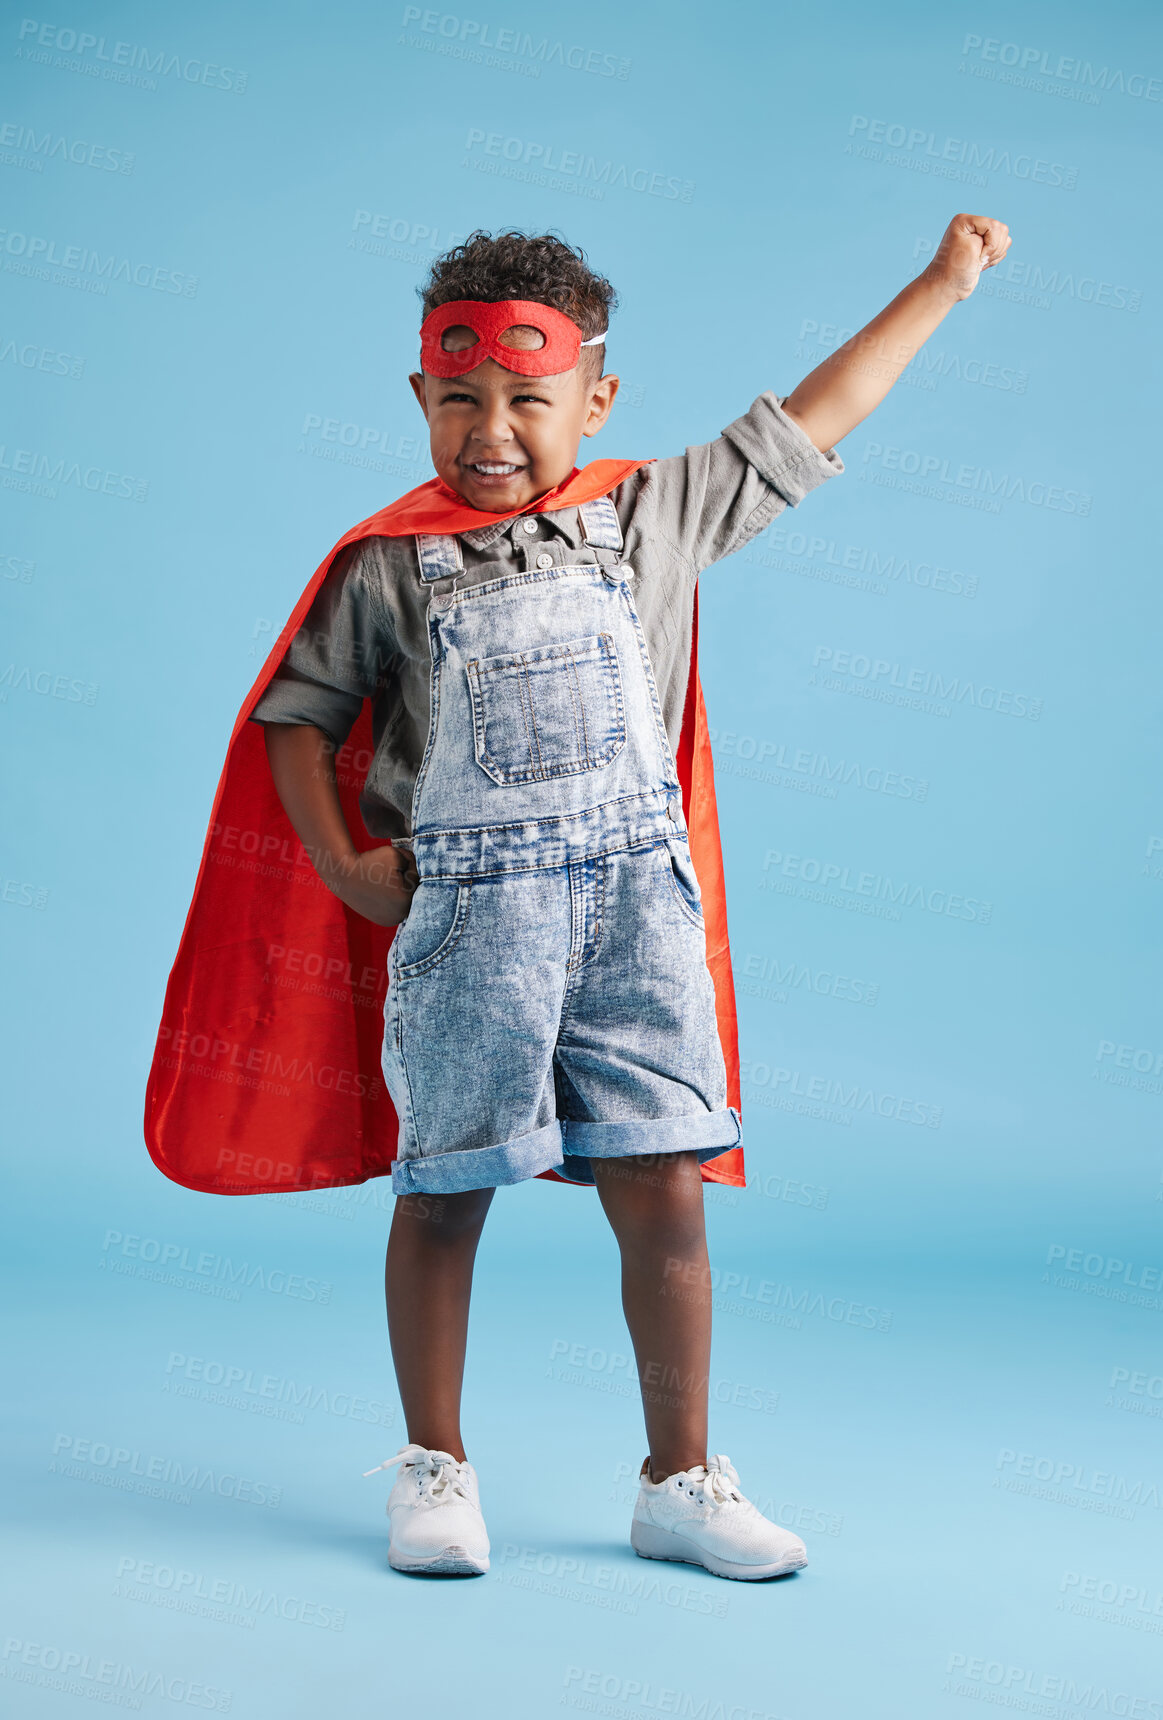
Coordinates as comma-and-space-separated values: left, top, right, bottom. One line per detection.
392, 881, 472, 978
663, 845, 705, 930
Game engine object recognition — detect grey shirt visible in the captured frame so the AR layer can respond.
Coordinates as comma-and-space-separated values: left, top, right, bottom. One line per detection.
251, 391, 844, 840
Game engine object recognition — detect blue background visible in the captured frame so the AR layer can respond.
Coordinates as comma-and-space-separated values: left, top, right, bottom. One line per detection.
3, 1, 1161, 1715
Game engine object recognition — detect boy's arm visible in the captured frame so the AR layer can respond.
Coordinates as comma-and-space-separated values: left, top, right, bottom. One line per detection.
781, 212, 1012, 452
265, 722, 416, 927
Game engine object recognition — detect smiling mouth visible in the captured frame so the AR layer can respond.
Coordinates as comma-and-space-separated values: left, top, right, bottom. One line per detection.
464, 460, 526, 480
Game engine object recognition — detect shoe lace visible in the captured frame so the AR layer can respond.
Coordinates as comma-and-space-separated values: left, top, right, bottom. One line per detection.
674, 1453, 743, 1507
362, 1444, 472, 1502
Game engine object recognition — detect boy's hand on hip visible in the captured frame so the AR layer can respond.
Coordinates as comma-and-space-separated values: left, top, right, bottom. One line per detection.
923, 213, 1013, 303
326, 844, 419, 927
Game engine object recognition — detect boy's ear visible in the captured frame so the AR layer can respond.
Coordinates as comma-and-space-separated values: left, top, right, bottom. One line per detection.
582, 372, 620, 438
409, 372, 429, 420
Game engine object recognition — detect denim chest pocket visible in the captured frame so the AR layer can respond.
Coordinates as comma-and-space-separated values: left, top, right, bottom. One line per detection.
466, 632, 626, 784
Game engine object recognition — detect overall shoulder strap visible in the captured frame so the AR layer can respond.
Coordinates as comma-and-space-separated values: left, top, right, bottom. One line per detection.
415, 533, 464, 583
576, 495, 624, 552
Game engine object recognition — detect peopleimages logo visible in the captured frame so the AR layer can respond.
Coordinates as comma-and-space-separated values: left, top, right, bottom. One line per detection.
0, 663, 98, 704
1060, 1568, 1163, 1618
1093, 1038, 1163, 1099
847, 114, 1079, 188
709, 725, 929, 803
811, 644, 1043, 720
545, 1339, 780, 1414
50, 1432, 282, 1509
462, 128, 694, 201
562, 1665, 785, 1719
100, 1231, 333, 1304
749, 515, 981, 597
959, 33, 1162, 103
1, 876, 49, 909
400, 8, 631, 78
1096, 1039, 1163, 1077
154, 1022, 383, 1104
661, 1265, 894, 1332
740, 950, 879, 1008
15, 18, 248, 92
0, 444, 147, 501
761, 847, 992, 925
1109, 1365, 1163, 1402
797, 318, 1026, 398
350, 209, 460, 252
0, 228, 197, 295
0, 1638, 232, 1710
1045, 1245, 1163, 1292
0, 119, 135, 173
298, 412, 422, 465
163, 1352, 393, 1427
741, 1057, 940, 1129
860, 439, 1091, 514
115, 1556, 345, 1631
911, 233, 1141, 314
994, 1448, 1160, 1521
943, 1651, 1161, 1714
0, 337, 85, 378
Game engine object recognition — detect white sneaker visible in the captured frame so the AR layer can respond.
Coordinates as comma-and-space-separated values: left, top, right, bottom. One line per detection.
363, 1444, 490, 1575
630, 1453, 808, 1581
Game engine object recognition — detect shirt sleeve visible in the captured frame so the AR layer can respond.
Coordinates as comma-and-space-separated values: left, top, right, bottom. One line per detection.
249, 540, 396, 749
627, 389, 845, 577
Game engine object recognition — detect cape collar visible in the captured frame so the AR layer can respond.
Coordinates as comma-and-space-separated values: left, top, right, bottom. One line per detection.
350, 459, 650, 540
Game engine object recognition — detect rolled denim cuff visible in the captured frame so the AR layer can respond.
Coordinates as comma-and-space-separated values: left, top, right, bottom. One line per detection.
390, 1120, 563, 1194
556, 1106, 742, 1184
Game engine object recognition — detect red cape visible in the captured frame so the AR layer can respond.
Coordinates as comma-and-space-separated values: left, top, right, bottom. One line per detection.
145, 462, 744, 1194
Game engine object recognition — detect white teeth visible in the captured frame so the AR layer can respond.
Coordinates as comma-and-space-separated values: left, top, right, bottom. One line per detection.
472, 463, 520, 474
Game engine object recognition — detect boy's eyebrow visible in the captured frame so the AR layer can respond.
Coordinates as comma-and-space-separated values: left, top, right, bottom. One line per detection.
433, 376, 562, 397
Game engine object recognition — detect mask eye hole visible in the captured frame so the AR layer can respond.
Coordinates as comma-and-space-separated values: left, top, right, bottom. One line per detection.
440, 325, 481, 353
497, 324, 546, 351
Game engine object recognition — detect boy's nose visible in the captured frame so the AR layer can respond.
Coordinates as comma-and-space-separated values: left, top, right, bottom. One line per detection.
469, 400, 518, 447
469, 425, 516, 453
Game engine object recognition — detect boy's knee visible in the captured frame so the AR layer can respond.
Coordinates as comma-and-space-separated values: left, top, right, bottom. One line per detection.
599, 1152, 706, 1238
395, 1188, 492, 1236
637, 1150, 704, 1205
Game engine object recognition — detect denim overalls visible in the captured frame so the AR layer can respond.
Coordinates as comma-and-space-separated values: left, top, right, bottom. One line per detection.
382, 497, 742, 1193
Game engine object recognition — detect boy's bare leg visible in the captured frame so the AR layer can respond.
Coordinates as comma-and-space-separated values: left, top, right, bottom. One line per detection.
591, 1151, 710, 1482
385, 1188, 495, 1462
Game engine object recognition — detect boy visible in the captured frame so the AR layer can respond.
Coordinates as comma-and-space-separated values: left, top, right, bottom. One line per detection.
148, 213, 1010, 1580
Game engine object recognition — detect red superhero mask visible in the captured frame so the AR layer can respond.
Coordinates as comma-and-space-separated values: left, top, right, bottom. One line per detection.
419, 298, 606, 378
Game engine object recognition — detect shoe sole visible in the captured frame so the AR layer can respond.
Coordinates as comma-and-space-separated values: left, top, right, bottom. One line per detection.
631, 1519, 806, 1581
389, 1544, 489, 1576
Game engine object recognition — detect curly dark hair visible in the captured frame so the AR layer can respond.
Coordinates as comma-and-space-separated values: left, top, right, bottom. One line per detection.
418, 229, 617, 376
